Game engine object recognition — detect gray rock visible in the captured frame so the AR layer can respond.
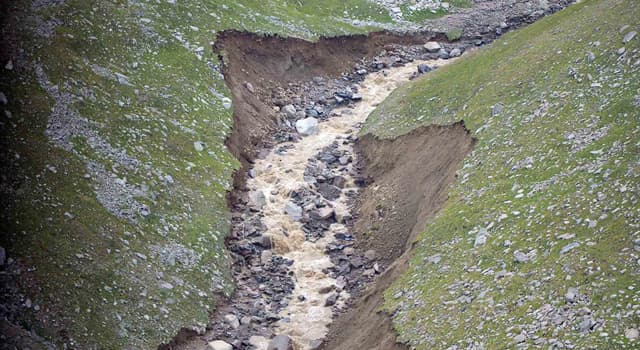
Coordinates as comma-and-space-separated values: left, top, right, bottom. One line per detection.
424, 41, 441, 53
437, 48, 450, 59
245, 82, 255, 93
587, 51, 596, 62
364, 249, 376, 261
267, 335, 294, 350
282, 104, 296, 118
338, 155, 351, 165
0, 92, 7, 105
261, 249, 273, 264
207, 340, 233, 350
315, 206, 334, 220
625, 328, 639, 341
492, 103, 503, 116
325, 293, 339, 306
513, 333, 526, 343
295, 117, 319, 136
194, 141, 204, 152
514, 251, 530, 263
309, 339, 323, 350
114, 72, 132, 86
248, 190, 267, 210
565, 287, 578, 303
223, 314, 240, 329
427, 254, 441, 264
285, 202, 303, 221
623, 31, 637, 43
417, 64, 432, 74
560, 242, 580, 254
449, 48, 462, 57
578, 316, 593, 333
474, 228, 488, 247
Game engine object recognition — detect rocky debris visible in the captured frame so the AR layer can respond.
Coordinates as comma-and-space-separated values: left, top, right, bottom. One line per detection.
267, 335, 294, 350
207, 340, 233, 350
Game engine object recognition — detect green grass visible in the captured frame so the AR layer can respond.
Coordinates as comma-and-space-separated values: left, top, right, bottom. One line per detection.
366, 0, 640, 348
400, 0, 472, 22
0, 0, 436, 348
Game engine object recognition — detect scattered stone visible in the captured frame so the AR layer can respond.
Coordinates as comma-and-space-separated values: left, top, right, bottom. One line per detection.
623, 31, 637, 43
325, 293, 339, 306
625, 328, 639, 341
514, 251, 530, 263
261, 249, 273, 264
282, 104, 296, 118
560, 242, 580, 254
285, 202, 303, 221
587, 51, 596, 62
0, 91, 7, 105
248, 190, 267, 210
424, 41, 442, 52
207, 340, 233, 350
449, 48, 462, 57
245, 82, 255, 93
4, 60, 13, 70
194, 141, 205, 152
513, 333, 526, 343
267, 335, 294, 350
565, 287, 578, 303
426, 254, 441, 264
114, 72, 132, 86
223, 314, 240, 329
295, 117, 319, 136
364, 249, 376, 261
315, 206, 334, 220
492, 103, 503, 116
417, 64, 432, 74
474, 228, 488, 247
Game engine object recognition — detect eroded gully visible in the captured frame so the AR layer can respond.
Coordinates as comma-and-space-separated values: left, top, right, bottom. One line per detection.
244, 58, 453, 350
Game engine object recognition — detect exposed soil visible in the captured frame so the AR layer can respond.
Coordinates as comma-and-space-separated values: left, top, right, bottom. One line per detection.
320, 122, 475, 350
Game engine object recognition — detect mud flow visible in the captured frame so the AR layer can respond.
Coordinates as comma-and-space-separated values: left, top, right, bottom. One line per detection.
247, 59, 452, 349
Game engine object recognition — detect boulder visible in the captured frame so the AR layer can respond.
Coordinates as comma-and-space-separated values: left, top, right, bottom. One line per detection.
267, 335, 294, 350
207, 340, 233, 350
282, 104, 296, 118
248, 190, 266, 210
285, 202, 303, 221
424, 41, 441, 52
295, 117, 319, 136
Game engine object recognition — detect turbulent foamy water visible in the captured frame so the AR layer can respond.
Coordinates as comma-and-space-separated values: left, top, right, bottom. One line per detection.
246, 59, 452, 349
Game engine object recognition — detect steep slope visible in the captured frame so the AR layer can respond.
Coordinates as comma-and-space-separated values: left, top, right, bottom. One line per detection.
355, 0, 639, 348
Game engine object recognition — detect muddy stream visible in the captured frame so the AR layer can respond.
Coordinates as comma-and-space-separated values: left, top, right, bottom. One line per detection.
244, 58, 452, 350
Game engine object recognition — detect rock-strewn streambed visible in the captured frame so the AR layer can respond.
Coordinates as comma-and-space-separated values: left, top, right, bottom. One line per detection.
190, 59, 453, 350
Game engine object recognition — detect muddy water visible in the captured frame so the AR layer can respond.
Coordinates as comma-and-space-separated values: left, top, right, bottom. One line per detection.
246, 59, 452, 350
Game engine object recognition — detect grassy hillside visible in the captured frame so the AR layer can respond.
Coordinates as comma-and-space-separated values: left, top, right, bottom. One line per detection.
364, 0, 640, 348
0, 0, 449, 348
